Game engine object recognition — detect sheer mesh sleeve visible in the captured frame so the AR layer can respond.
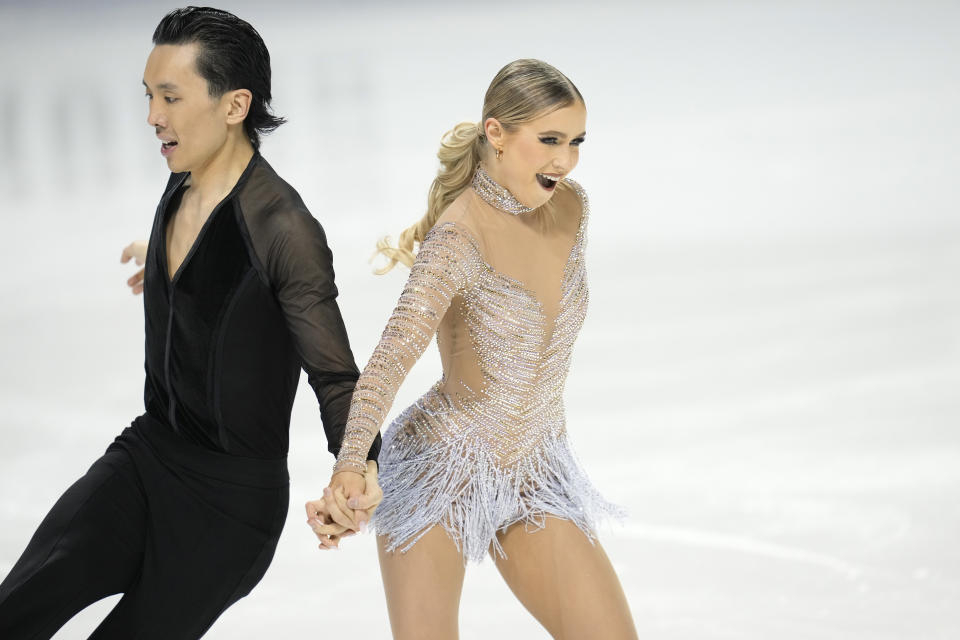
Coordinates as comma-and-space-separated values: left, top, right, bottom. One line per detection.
245, 206, 381, 461
333, 222, 483, 474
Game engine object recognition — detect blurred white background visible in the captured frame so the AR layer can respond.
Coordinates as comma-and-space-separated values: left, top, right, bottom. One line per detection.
0, 1, 958, 638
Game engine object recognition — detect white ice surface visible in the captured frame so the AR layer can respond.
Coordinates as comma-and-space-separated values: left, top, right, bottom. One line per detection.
0, 1, 958, 638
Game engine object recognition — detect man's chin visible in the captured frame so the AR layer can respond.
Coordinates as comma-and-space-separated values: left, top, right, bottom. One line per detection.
164, 157, 185, 173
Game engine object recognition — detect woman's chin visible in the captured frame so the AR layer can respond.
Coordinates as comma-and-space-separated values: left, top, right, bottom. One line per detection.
528, 191, 555, 210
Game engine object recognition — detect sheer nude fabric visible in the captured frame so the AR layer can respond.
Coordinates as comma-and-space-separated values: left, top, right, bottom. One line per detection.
335, 166, 622, 560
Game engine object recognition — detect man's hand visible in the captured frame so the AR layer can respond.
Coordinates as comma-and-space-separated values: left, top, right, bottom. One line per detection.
121, 240, 148, 295
304, 461, 382, 551
304, 497, 354, 550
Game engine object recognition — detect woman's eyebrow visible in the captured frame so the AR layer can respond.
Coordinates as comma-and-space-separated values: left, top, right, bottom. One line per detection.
537, 129, 587, 138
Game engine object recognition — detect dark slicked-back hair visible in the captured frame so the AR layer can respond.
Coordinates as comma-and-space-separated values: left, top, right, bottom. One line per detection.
153, 6, 285, 149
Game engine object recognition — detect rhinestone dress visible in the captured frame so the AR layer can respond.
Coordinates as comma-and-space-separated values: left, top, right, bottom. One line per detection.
334, 166, 623, 561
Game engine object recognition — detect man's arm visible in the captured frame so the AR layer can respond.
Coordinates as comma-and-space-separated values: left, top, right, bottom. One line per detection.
251, 206, 381, 461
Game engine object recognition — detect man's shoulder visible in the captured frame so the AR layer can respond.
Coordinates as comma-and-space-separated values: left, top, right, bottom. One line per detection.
238, 156, 325, 240
239, 157, 312, 219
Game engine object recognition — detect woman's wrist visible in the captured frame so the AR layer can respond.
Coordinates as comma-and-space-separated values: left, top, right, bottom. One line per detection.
332, 454, 367, 475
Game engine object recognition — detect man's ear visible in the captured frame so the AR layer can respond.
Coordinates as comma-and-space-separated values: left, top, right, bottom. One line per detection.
225, 88, 252, 125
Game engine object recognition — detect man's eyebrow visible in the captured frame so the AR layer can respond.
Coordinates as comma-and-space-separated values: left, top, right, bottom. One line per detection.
537, 130, 587, 138
142, 80, 179, 90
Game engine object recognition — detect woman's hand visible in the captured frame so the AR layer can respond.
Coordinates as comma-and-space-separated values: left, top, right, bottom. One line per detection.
327, 461, 383, 532
121, 240, 148, 295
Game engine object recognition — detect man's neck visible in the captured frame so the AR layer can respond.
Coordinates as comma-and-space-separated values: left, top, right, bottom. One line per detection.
187, 134, 256, 207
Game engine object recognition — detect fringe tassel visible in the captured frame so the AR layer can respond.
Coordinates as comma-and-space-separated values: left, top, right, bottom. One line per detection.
374, 413, 626, 563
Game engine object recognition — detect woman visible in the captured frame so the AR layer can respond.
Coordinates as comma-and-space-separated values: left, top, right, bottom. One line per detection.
308, 59, 637, 639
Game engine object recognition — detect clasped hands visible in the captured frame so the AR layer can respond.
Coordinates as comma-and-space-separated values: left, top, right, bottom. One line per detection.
305, 461, 382, 550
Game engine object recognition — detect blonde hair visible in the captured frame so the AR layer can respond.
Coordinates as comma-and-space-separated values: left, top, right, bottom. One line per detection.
374, 59, 584, 274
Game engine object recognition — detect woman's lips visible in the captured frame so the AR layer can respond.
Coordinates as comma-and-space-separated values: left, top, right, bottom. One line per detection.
536, 173, 560, 191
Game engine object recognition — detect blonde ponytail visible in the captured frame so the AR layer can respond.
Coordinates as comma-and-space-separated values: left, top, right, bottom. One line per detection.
373, 122, 482, 274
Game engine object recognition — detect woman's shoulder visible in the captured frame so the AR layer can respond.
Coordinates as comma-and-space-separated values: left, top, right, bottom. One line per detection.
547, 178, 589, 239
432, 191, 487, 250
556, 177, 588, 217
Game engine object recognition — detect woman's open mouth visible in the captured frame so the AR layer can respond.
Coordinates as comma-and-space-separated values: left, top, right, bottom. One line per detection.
536, 173, 560, 191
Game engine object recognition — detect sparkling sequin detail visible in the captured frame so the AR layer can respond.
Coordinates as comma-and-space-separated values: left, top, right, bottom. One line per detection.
334, 178, 624, 562
471, 164, 536, 216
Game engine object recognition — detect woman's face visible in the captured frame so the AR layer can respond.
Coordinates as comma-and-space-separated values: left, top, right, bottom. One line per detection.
487, 101, 587, 209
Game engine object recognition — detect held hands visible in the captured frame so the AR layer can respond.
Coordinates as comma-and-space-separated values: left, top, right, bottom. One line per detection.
305, 461, 383, 551
121, 240, 149, 295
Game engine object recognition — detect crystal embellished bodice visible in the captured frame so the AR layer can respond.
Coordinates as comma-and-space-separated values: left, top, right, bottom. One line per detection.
334, 168, 590, 474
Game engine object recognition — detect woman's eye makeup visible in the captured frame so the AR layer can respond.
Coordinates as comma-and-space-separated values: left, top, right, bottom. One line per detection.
538, 135, 586, 146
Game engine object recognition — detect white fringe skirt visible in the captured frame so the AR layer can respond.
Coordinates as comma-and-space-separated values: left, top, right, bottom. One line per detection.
372, 397, 625, 563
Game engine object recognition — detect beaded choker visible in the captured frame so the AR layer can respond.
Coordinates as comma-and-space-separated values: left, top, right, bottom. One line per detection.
471, 165, 536, 216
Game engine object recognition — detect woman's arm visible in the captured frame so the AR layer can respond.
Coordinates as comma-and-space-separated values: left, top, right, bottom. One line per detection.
332, 222, 482, 474
316, 222, 483, 532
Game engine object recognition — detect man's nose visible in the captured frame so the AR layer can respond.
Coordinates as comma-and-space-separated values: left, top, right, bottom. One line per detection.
147, 100, 165, 128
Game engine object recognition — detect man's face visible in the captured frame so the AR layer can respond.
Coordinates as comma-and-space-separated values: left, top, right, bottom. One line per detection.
142, 43, 230, 173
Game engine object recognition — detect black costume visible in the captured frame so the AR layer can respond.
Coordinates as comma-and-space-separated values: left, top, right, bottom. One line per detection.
0, 153, 380, 638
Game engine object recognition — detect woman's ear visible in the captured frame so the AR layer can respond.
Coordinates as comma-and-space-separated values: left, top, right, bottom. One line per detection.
484, 117, 505, 149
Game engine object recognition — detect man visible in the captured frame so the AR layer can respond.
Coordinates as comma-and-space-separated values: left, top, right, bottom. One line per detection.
0, 7, 380, 638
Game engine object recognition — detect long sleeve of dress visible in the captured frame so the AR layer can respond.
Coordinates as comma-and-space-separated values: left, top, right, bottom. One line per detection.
333, 222, 483, 474
247, 206, 382, 461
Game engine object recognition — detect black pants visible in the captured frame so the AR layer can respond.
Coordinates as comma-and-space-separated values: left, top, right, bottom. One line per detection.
0, 415, 289, 639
